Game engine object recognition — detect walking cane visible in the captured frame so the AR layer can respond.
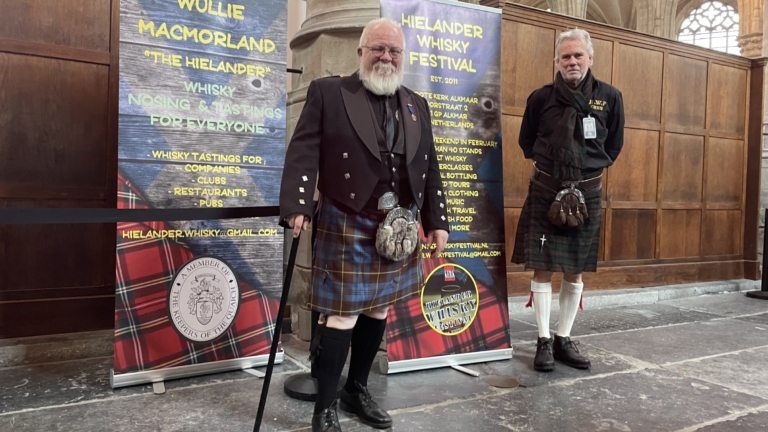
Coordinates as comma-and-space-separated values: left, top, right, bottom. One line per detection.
253, 232, 301, 432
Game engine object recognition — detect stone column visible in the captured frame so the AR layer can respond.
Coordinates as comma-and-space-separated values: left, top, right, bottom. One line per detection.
546, 0, 588, 18
737, 0, 764, 57
285, 0, 380, 340
634, 0, 678, 39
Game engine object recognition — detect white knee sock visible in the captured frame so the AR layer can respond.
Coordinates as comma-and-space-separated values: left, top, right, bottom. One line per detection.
531, 281, 552, 338
557, 280, 584, 337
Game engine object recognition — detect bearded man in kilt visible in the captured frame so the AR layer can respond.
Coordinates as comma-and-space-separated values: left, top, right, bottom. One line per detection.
512, 28, 625, 373
279, 18, 449, 432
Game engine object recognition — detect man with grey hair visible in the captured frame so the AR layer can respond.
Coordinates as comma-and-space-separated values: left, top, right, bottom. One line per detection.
512, 28, 625, 373
280, 17, 449, 431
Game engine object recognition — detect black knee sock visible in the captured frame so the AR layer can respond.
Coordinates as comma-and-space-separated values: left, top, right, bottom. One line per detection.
312, 325, 352, 414
344, 314, 387, 394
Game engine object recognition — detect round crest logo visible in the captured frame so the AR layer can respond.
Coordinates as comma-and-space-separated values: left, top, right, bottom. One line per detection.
168, 256, 240, 343
420, 264, 479, 336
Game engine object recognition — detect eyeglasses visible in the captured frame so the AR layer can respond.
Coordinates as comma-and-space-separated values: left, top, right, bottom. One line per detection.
362, 46, 403, 59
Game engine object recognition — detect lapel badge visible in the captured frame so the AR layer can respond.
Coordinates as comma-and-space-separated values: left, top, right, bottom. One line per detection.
407, 104, 417, 121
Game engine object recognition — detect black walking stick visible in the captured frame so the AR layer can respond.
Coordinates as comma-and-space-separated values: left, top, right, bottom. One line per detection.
253, 232, 301, 432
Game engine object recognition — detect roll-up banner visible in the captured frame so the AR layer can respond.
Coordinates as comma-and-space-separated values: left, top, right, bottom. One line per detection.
380, 0, 511, 374
113, 0, 287, 388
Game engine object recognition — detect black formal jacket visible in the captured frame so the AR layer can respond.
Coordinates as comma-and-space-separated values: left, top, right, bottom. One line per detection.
279, 72, 449, 233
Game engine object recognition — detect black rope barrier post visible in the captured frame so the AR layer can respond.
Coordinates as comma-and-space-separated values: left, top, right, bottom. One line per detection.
746, 208, 768, 300
253, 233, 301, 432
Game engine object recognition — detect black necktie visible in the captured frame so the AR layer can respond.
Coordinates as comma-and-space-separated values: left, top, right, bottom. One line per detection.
384, 97, 395, 152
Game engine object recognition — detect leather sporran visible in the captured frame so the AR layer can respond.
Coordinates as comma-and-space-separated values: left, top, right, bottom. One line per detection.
547, 185, 589, 229
375, 207, 419, 261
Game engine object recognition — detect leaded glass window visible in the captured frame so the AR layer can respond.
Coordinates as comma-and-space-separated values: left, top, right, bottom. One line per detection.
678, 1, 740, 55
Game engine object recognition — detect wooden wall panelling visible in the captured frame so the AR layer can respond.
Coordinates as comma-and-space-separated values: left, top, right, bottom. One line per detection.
0, 0, 111, 52
504, 208, 522, 266
702, 210, 742, 256
659, 210, 702, 258
706, 138, 745, 205
589, 38, 614, 84
615, 44, 664, 126
607, 129, 659, 203
0, 53, 109, 191
502, 115, 532, 207
661, 133, 704, 203
501, 21, 555, 113
0, 0, 119, 338
608, 209, 657, 261
664, 55, 708, 133
708, 63, 748, 138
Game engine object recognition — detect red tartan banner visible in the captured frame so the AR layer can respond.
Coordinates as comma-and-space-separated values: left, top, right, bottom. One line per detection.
115, 174, 280, 374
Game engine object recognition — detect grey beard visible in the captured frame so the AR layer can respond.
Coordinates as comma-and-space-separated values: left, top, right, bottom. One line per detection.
359, 65, 403, 96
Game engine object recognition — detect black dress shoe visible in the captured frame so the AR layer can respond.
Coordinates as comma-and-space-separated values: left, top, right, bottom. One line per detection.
553, 335, 591, 369
312, 400, 342, 432
534, 337, 555, 372
339, 382, 392, 429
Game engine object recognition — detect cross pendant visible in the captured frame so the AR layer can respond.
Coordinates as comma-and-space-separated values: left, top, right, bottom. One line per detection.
539, 235, 547, 253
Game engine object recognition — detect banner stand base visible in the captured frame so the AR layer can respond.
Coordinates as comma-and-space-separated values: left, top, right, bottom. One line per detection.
110, 351, 284, 389
380, 348, 513, 375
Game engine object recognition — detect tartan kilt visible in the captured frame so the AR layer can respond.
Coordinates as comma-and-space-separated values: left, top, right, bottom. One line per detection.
308, 198, 422, 316
511, 179, 602, 274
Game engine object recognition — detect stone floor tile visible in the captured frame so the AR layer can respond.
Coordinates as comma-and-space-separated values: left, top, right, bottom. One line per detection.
692, 409, 768, 432
581, 318, 768, 366
0, 356, 301, 414
664, 346, 768, 399
381, 369, 767, 432
661, 292, 768, 317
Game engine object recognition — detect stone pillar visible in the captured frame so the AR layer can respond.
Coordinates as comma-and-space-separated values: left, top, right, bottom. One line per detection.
546, 0, 588, 18
285, 0, 380, 340
737, 0, 764, 57
634, 0, 678, 39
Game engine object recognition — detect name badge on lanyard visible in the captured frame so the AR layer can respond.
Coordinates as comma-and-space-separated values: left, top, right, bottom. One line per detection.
583, 115, 597, 140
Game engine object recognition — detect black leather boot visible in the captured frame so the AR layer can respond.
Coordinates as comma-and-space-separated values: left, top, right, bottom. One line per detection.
339, 381, 392, 429
553, 335, 591, 369
534, 337, 555, 372
312, 400, 342, 432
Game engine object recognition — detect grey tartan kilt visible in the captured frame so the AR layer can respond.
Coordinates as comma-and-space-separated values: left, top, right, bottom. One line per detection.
307, 198, 422, 316
511, 179, 602, 274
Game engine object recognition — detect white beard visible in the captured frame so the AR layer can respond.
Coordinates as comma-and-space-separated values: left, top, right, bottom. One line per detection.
359, 61, 403, 96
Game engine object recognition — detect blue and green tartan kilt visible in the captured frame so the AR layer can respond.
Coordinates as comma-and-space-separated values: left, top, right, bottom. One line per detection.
511, 179, 602, 274
308, 198, 423, 316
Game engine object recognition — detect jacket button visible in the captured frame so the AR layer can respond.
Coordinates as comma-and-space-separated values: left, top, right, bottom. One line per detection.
343, 153, 348, 159
418, 192, 422, 198
344, 173, 350, 179
422, 174, 426, 180
350, 193, 355, 199
424, 155, 428, 160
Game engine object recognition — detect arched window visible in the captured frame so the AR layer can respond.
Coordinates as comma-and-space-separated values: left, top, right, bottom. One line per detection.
678, 1, 740, 54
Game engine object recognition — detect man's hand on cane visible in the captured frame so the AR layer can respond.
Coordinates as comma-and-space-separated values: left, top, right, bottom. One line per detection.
286, 213, 310, 238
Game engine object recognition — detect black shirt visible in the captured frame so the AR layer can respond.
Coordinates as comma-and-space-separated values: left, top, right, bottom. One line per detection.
519, 78, 625, 176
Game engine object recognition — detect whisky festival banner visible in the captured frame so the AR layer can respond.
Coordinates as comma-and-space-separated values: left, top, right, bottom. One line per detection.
113, 0, 287, 387
380, 0, 511, 373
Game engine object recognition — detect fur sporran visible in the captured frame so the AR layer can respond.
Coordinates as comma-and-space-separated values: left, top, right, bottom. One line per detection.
375, 207, 419, 261
547, 185, 589, 229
